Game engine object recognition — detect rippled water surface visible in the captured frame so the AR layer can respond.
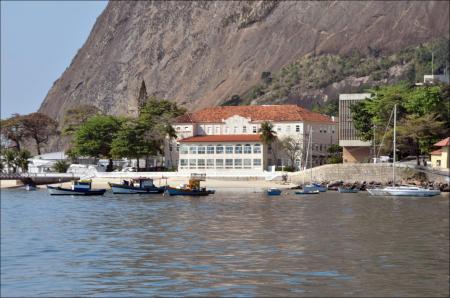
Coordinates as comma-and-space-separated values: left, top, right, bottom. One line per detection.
1, 189, 449, 297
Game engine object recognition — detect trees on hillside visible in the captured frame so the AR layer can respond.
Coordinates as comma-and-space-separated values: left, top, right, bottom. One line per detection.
0, 114, 27, 151
62, 104, 101, 136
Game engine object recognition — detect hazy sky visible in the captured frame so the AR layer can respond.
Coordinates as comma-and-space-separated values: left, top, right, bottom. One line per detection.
1, 0, 107, 119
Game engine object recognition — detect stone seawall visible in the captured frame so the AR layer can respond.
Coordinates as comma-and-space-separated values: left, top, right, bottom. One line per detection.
289, 163, 450, 184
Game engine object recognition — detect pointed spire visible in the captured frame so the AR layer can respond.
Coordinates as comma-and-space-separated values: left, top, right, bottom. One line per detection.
137, 80, 148, 113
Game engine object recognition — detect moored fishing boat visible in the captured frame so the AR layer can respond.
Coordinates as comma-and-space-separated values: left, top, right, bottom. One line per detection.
109, 178, 164, 194
295, 189, 319, 195
338, 186, 359, 193
47, 180, 106, 196
267, 188, 282, 196
165, 173, 215, 196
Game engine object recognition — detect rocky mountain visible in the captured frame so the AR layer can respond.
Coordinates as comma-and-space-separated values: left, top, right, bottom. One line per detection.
38, 1, 449, 120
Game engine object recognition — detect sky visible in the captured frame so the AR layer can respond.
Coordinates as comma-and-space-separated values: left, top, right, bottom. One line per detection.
1, 0, 107, 119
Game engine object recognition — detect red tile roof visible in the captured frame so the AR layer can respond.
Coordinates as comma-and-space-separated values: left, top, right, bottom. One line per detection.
433, 137, 450, 147
175, 105, 334, 124
430, 149, 443, 155
179, 134, 262, 143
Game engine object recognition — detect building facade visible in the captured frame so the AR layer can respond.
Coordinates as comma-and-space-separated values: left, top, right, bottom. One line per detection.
430, 137, 449, 169
339, 93, 372, 163
165, 105, 337, 173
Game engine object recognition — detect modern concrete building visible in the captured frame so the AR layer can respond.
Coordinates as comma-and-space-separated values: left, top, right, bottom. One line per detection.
339, 93, 372, 163
165, 105, 338, 174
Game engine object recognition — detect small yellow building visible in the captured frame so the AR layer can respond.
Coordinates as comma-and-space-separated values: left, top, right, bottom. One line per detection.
431, 137, 449, 169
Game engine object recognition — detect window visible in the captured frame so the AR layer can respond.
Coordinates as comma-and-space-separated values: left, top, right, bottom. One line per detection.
234, 159, 242, 168
244, 144, 251, 154
296, 125, 300, 132
176, 144, 179, 152
184, 126, 189, 131
319, 144, 322, 151
268, 158, 272, 165
277, 126, 282, 132
215, 126, 220, 134
180, 145, 188, 154
286, 125, 291, 132
207, 127, 212, 134
235, 144, 242, 154
226, 145, 233, 154
176, 126, 181, 131
253, 159, 262, 167
169, 144, 173, 152
225, 127, 229, 134
197, 159, 205, 169
277, 159, 282, 166
234, 126, 237, 133
268, 144, 272, 151
180, 159, 188, 168
244, 159, 251, 169
225, 159, 233, 169
207, 145, 214, 154
324, 129, 327, 133
216, 159, 224, 168
243, 126, 247, 133
198, 145, 205, 154
207, 159, 214, 169
253, 126, 257, 133
216, 145, 224, 154
253, 144, 261, 154
189, 146, 197, 154
189, 159, 196, 168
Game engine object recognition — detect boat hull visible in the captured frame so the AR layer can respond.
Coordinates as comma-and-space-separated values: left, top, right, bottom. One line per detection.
47, 186, 106, 196
109, 183, 164, 194
368, 186, 441, 197
165, 187, 215, 196
304, 185, 327, 192
295, 190, 319, 195
338, 187, 359, 193
267, 189, 282, 196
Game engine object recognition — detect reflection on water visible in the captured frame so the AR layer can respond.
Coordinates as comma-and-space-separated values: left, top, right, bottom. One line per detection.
1, 189, 448, 297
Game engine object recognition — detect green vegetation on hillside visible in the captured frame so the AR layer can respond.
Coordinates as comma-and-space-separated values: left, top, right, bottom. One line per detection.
223, 38, 448, 108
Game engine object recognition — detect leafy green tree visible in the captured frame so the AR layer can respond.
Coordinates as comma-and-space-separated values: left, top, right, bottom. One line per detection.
326, 144, 343, 164
72, 115, 122, 171
351, 82, 449, 163
53, 160, 70, 173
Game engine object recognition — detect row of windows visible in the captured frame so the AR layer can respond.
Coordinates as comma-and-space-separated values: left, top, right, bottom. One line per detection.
180, 144, 262, 155
176, 124, 336, 135
179, 158, 262, 169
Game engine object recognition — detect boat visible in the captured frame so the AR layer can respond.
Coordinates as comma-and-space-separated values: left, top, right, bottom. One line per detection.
295, 189, 320, 195
267, 188, 282, 196
25, 184, 37, 191
338, 186, 359, 193
108, 178, 164, 194
165, 173, 215, 196
305, 183, 327, 192
47, 180, 106, 196
368, 104, 441, 197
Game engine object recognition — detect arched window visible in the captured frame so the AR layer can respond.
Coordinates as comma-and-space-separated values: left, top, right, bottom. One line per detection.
253, 144, 261, 154
234, 144, 242, 154
244, 144, 251, 154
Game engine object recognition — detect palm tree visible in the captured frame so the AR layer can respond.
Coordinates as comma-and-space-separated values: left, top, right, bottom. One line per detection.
165, 124, 177, 170
3, 149, 18, 173
15, 150, 31, 173
259, 121, 277, 166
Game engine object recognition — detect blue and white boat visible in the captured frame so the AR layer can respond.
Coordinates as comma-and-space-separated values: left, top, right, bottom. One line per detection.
109, 178, 164, 194
304, 183, 327, 192
267, 188, 282, 196
47, 180, 106, 196
338, 186, 359, 193
295, 189, 319, 195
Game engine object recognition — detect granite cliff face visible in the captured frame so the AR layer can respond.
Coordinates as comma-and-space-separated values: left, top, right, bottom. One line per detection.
38, 1, 449, 120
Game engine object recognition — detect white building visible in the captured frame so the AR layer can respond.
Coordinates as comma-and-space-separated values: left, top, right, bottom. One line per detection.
165, 105, 337, 174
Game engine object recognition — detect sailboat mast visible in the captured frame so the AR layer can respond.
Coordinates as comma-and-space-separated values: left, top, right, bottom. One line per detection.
393, 104, 397, 185
309, 127, 313, 183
